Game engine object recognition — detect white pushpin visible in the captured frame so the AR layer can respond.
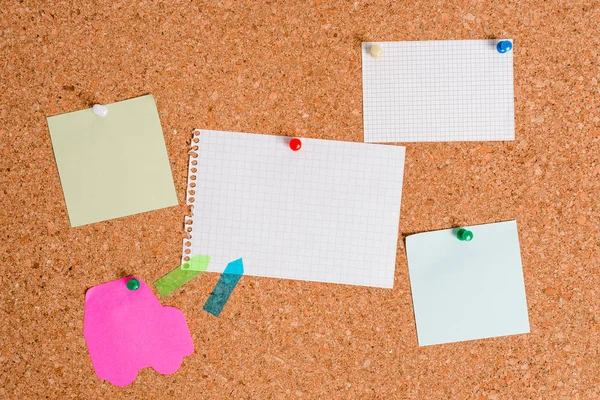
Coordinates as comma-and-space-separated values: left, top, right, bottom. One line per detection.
92, 104, 108, 117
370, 44, 383, 59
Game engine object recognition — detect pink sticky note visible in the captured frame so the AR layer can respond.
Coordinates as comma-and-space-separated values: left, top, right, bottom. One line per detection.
84, 277, 194, 386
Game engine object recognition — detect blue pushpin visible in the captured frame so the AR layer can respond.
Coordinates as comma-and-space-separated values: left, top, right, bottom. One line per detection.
496, 40, 513, 54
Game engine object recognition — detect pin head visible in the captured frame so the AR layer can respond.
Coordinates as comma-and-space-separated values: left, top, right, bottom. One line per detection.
456, 228, 473, 241
126, 278, 140, 291
496, 40, 512, 54
92, 104, 108, 117
370, 44, 383, 58
289, 138, 302, 151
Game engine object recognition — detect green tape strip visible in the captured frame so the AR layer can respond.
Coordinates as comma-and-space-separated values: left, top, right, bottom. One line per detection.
181, 255, 211, 271
154, 255, 211, 297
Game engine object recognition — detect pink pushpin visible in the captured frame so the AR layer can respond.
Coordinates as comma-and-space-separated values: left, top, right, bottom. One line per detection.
289, 138, 302, 151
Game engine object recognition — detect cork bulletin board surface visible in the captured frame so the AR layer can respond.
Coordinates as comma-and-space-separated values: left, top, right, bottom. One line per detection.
1, 1, 599, 398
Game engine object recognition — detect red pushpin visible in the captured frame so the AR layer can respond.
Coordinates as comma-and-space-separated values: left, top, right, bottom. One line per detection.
289, 138, 302, 151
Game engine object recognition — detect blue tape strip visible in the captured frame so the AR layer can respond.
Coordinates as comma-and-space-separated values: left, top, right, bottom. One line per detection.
203, 258, 244, 317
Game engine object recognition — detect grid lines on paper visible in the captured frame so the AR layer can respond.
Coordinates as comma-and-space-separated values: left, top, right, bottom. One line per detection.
362, 40, 515, 143
183, 130, 406, 288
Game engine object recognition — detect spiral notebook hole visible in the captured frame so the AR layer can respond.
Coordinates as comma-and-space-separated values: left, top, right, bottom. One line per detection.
182, 130, 203, 263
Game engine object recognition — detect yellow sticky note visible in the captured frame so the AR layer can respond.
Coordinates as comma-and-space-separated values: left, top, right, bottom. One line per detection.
47, 95, 178, 227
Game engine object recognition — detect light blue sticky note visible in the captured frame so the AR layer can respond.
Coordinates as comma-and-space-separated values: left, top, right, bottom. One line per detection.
406, 220, 529, 346
203, 259, 244, 317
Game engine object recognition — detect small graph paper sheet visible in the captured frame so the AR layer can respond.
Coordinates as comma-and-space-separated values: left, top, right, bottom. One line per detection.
182, 130, 406, 288
362, 39, 515, 143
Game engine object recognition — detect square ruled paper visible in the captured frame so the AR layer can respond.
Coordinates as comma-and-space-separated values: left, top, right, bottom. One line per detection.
362, 40, 515, 143
183, 130, 406, 288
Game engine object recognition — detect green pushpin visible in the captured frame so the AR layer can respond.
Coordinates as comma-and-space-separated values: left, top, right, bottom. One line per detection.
456, 228, 473, 242
126, 278, 140, 291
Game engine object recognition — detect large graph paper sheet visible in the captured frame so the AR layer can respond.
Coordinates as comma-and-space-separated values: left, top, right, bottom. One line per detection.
182, 130, 406, 288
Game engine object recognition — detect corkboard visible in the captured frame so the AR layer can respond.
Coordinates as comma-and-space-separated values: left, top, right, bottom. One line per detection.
1, 1, 599, 398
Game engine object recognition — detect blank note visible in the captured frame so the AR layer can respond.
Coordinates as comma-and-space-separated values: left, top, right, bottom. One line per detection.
183, 130, 406, 288
47, 95, 178, 227
362, 40, 515, 143
406, 220, 529, 346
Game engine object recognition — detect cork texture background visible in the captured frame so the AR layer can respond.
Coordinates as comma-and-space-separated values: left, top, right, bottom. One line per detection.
1, 0, 599, 398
